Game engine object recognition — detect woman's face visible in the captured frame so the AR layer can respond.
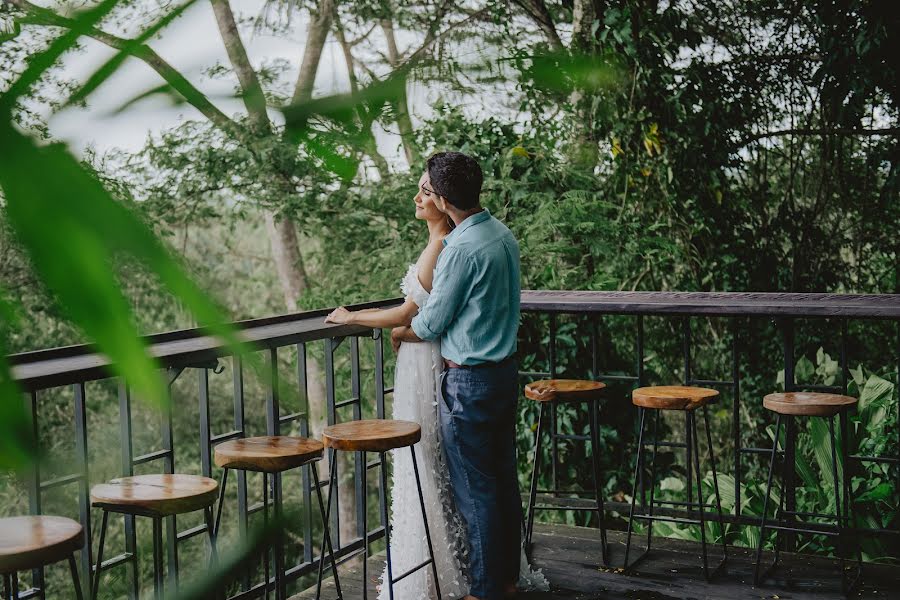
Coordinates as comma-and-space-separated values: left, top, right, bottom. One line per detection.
414, 173, 444, 221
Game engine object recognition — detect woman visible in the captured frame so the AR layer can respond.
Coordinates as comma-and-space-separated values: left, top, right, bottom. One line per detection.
325, 172, 547, 599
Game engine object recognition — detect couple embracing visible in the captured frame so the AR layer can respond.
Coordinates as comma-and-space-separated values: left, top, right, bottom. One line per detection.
326, 152, 547, 599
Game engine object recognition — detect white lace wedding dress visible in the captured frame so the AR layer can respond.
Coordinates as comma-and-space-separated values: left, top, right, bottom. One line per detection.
378, 265, 549, 600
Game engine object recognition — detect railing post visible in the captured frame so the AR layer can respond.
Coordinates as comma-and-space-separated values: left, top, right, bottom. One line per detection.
296, 345, 314, 567
161, 381, 177, 590
74, 383, 92, 596
233, 355, 251, 591
731, 318, 741, 525
118, 382, 139, 599
351, 337, 366, 546
549, 314, 558, 495
264, 348, 285, 598
780, 318, 797, 551
27, 391, 44, 597
324, 338, 339, 548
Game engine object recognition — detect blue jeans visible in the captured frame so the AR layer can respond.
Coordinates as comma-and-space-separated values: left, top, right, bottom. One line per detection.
439, 360, 522, 600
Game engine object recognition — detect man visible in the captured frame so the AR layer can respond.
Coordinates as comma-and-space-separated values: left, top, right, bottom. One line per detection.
392, 151, 522, 600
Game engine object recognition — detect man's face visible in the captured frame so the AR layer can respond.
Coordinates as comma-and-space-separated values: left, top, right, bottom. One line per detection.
415, 172, 448, 219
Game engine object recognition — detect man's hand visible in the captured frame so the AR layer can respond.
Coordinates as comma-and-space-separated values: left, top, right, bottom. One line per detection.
325, 307, 352, 324
390, 326, 422, 352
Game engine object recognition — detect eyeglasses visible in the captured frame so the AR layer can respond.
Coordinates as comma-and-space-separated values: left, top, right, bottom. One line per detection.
421, 184, 436, 196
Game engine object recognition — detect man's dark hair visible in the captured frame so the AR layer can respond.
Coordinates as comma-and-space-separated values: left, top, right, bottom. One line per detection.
426, 151, 483, 210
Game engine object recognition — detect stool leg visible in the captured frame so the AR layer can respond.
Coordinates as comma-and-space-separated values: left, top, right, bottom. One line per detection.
91, 510, 109, 600
624, 407, 648, 571
703, 405, 728, 568
754, 414, 782, 585
684, 411, 693, 518
589, 398, 610, 564
359, 451, 368, 600
69, 554, 85, 600
262, 473, 270, 600
152, 516, 164, 600
3, 573, 11, 600
272, 473, 285, 600
645, 409, 661, 554
311, 460, 341, 599
315, 451, 340, 600
213, 468, 229, 538
411, 446, 442, 599
8, 573, 17, 600
689, 411, 711, 580
525, 402, 546, 554
379, 451, 395, 600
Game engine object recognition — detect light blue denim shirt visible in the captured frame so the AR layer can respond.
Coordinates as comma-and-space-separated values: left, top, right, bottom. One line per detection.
411, 209, 521, 366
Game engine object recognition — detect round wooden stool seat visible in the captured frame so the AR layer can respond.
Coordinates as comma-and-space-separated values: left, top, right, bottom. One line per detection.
214, 436, 323, 473
632, 386, 719, 410
91, 474, 218, 517
763, 392, 857, 417
323, 419, 421, 452
0, 516, 83, 574
524, 379, 606, 403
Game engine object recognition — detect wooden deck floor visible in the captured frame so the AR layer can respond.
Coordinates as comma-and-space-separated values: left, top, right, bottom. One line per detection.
291, 523, 897, 599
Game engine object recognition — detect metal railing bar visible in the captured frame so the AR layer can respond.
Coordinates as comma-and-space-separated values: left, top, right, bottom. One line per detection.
132, 449, 173, 465
38, 473, 83, 490
848, 454, 899, 465
335, 397, 361, 409
175, 523, 209, 542
278, 411, 304, 425
211, 430, 244, 444
93, 552, 134, 572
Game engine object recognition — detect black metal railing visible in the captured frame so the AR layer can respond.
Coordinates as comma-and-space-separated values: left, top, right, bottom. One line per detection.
6, 291, 900, 598
518, 291, 900, 546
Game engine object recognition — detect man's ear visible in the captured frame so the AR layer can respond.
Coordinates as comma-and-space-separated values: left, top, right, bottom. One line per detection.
434, 195, 449, 213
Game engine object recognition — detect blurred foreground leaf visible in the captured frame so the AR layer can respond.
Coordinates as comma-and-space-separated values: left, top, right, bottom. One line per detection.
0, 120, 249, 414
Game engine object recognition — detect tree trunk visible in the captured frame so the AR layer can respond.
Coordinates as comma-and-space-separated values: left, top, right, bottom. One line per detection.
292, 0, 335, 105
568, 0, 601, 168
263, 212, 307, 311
381, 18, 421, 167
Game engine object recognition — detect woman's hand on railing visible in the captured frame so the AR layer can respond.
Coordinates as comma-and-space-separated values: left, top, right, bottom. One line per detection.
325, 306, 353, 324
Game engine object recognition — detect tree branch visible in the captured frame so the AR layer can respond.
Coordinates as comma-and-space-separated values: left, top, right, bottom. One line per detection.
209, 0, 271, 133
513, 0, 563, 51
11, 0, 239, 137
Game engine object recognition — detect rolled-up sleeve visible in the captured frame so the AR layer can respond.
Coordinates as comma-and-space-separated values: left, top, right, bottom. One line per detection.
411, 247, 473, 341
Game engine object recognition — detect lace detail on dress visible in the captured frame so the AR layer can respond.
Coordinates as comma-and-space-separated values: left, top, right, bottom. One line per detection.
378, 264, 548, 598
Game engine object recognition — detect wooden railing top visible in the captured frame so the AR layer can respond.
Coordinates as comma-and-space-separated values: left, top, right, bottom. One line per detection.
10, 291, 899, 391
521, 290, 900, 318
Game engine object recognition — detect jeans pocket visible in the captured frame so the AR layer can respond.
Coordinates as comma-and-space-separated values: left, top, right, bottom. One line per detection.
438, 369, 453, 415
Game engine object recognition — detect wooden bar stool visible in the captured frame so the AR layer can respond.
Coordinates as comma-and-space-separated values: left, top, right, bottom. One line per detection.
90, 474, 218, 599
212, 436, 340, 600
755, 392, 862, 592
316, 419, 440, 600
523, 379, 609, 564
624, 386, 728, 580
1, 516, 85, 600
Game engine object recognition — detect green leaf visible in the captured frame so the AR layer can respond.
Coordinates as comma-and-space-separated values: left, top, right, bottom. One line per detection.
66, 0, 199, 108
856, 482, 893, 503
0, 0, 122, 115
0, 122, 247, 411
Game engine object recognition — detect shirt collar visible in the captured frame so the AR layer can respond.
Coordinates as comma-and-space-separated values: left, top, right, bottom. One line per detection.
443, 209, 491, 246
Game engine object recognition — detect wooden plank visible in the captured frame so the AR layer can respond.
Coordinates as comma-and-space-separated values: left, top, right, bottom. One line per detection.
289, 524, 897, 600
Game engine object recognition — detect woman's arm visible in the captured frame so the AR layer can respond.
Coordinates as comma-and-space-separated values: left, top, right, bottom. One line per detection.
324, 298, 419, 329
